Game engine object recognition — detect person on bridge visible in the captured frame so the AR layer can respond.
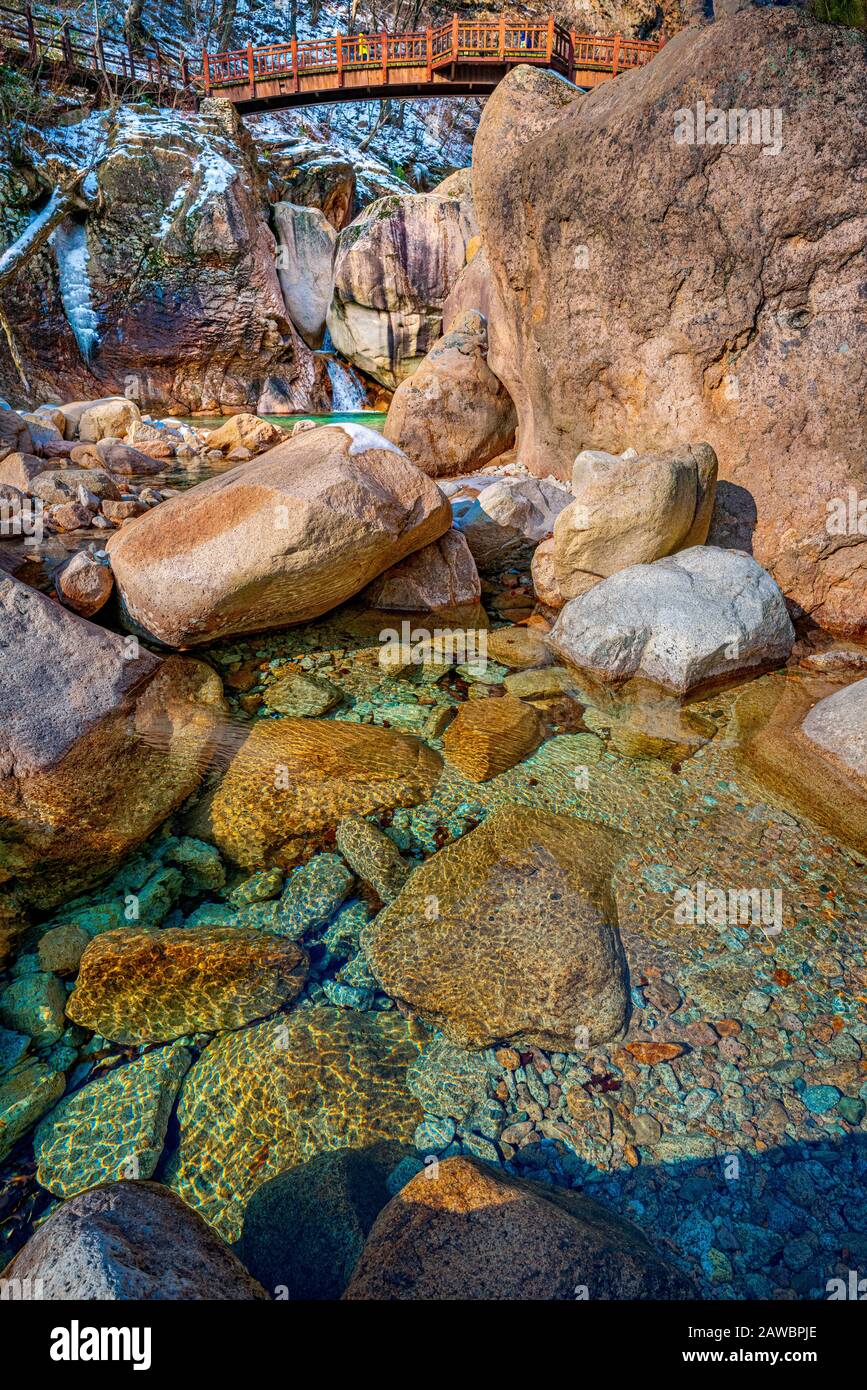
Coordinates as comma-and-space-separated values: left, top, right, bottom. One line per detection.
358, 32, 370, 60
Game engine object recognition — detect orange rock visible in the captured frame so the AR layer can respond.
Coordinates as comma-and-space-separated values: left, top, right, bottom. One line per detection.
442, 695, 544, 782
625, 1042, 684, 1065
715, 1018, 742, 1038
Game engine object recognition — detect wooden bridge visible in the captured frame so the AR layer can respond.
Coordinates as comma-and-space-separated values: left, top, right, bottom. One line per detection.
202, 20, 662, 112
0, 6, 662, 112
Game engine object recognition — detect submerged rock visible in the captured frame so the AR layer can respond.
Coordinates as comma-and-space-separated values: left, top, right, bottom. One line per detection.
801, 677, 867, 790
66, 927, 307, 1044
0, 1181, 267, 1299
335, 818, 410, 903
0, 1057, 66, 1162
34, 1043, 192, 1197
235, 1144, 408, 1300
107, 425, 451, 646
166, 1008, 425, 1240
0, 973, 67, 1045
548, 547, 795, 696
263, 670, 343, 717
362, 806, 628, 1050
186, 717, 441, 868
442, 695, 544, 782
344, 1156, 693, 1300
0, 576, 223, 909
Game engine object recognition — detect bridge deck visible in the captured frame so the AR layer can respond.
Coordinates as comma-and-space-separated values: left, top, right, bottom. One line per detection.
0, 7, 661, 111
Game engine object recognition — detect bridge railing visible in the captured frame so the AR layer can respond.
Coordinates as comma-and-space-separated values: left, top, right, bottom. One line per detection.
0, 1, 189, 89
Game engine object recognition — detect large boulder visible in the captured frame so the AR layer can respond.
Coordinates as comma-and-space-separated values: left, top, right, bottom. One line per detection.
203, 412, 286, 457
0, 1181, 267, 1299
363, 529, 481, 613
66, 926, 308, 1044
361, 806, 629, 1050
453, 476, 572, 573
443, 242, 493, 332
273, 202, 337, 348
0, 104, 326, 414
235, 1144, 407, 1301
547, 546, 795, 695
186, 717, 442, 868
0, 575, 223, 907
166, 1008, 425, 1241
78, 397, 141, 443
554, 444, 718, 595
327, 189, 476, 389
0, 408, 33, 462
383, 310, 516, 477
107, 424, 452, 646
473, 12, 867, 634
344, 1157, 694, 1300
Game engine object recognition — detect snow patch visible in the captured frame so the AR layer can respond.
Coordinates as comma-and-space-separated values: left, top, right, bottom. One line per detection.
337, 422, 402, 456
50, 220, 99, 361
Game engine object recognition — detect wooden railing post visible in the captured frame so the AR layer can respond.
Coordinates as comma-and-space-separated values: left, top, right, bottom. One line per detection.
180, 54, 189, 90
568, 29, 575, 83
611, 33, 621, 77
382, 29, 388, 84
425, 26, 432, 81
336, 32, 343, 86
498, 13, 505, 60
60, 22, 74, 69
451, 12, 458, 63
246, 39, 255, 93
546, 16, 554, 62
24, 3, 37, 64
291, 35, 299, 92
202, 47, 210, 94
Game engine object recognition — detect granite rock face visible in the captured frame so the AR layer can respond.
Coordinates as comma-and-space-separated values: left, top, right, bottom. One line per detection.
107, 425, 452, 646
273, 202, 338, 348
344, 1156, 694, 1300
166, 1008, 425, 1241
548, 547, 795, 695
473, 12, 867, 634
362, 806, 629, 1050
328, 188, 476, 389
0, 1181, 268, 1299
0, 103, 327, 413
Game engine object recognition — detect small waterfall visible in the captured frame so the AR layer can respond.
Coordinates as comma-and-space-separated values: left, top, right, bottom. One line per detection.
327, 357, 367, 410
